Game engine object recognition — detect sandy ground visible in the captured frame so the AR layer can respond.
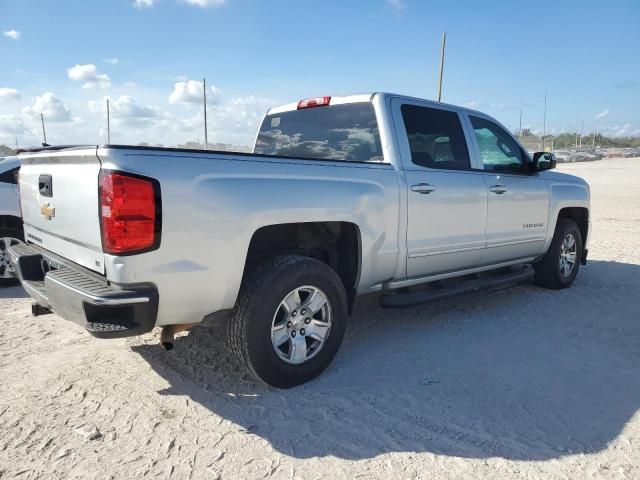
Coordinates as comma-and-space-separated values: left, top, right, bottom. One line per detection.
1, 158, 639, 480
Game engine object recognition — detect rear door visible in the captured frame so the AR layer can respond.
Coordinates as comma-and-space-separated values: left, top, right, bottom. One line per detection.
19, 148, 105, 273
464, 114, 549, 264
392, 99, 488, 278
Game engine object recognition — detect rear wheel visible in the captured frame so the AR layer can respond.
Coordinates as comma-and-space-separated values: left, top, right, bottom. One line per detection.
534, 218, 582, 289
228, 255, 348, 388
0, 227, 23, 287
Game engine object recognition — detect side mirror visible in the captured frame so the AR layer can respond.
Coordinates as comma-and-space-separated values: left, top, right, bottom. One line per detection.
531, 152, 556, 172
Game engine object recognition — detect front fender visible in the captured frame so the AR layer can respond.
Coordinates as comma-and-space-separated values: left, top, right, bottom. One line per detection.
544, 180, 590, 252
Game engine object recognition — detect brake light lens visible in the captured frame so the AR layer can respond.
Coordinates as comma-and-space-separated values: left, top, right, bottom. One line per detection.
99, 171, 159, 254
297, 96, 331, 109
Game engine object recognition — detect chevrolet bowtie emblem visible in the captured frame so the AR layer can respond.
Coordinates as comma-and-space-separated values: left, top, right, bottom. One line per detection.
41, 203, 56, 220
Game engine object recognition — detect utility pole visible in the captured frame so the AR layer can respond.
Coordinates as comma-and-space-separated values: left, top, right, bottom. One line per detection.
518, 96, 523, 137
578, 120, 584, 151
437, 32, 446, 102
106, 98, 111, 144
203, 77, 209, 149
592, 128, 596, 150
40, 113, 47, 145
541, 92, 547, 150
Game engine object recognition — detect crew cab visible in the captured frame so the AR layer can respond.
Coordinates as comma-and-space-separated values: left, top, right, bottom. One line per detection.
8, 93, 590, 387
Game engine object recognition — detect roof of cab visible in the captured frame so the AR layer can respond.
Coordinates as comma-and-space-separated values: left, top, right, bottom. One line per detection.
266, 92, 488, 118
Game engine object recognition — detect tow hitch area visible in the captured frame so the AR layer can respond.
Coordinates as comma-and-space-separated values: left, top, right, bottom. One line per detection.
32, 303, 52, 316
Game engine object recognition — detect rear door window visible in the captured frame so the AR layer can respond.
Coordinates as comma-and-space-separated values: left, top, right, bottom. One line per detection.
401, 104, 471, 170
254, 103, 383, 162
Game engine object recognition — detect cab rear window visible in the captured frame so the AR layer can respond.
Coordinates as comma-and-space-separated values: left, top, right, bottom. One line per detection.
254, 103, 383, 163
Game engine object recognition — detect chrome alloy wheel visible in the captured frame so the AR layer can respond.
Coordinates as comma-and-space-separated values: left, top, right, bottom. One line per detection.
271, 286, 332, 365
559, 233, 578, 278
0, 237, 19, 279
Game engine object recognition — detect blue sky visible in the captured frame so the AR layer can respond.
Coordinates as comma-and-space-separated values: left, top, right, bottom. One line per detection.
1, 0, 639, 147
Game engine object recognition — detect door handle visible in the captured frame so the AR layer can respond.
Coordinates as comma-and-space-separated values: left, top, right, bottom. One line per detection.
411, 183, 436, 194
489, 184, 507, 194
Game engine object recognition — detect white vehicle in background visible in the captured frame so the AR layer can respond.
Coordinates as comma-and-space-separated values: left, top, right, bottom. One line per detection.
0, 157, 23, 286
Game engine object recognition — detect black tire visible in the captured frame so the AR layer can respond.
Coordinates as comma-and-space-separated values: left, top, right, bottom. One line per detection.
534, 218, 582, 290
0, 226, 23, 287
228, 255, 348, 388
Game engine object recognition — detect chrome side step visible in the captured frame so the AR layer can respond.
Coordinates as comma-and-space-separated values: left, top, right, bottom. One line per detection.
379, 265, 534, 309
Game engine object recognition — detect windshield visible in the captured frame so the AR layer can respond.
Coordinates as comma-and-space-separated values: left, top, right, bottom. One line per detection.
254, 102, 383, 162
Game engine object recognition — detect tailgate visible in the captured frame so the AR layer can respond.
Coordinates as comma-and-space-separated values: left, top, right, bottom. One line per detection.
19, 147, 105, 274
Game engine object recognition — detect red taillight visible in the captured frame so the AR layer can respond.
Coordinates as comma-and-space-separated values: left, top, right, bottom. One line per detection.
297, 96, 331, 109
99, 171, 159, 255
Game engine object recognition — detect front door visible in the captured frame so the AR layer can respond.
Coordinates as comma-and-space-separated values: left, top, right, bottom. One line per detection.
467, 115, 549, 265
393, 101, 488, 279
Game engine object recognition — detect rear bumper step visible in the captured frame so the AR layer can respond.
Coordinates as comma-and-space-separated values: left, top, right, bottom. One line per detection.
8, 242, 158, 338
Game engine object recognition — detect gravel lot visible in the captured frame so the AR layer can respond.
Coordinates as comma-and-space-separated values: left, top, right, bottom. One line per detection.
1, 158, 639, 479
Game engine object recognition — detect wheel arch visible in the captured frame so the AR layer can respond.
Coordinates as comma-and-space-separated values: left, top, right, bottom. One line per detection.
556, 207, 589, 246
0, 215, 23, 232
242, 221, 362, 312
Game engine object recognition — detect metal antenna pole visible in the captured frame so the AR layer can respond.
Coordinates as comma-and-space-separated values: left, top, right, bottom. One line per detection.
579, 120, 584, 151
106, 98, 111, 144
542, 92, 547, 150
203, 77, 208, 150
437, 32, 446, 102
40, 113, 47, 144
518, 96, 523, 137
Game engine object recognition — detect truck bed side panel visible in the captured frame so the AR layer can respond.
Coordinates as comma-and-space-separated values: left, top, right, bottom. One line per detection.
97, 148, 401, 326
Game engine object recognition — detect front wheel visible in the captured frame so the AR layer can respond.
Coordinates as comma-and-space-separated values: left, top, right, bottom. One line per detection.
228, 255, 348, 388
534, 218, 582, 289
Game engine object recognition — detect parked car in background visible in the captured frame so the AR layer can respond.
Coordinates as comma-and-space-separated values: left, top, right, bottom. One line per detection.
0, 156, 22, 286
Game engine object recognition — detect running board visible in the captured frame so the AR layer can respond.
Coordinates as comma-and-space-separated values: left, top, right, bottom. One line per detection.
379, 265, 534, 309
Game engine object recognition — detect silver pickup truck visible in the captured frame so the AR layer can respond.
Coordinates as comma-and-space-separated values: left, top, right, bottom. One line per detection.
9, 93, 590, 387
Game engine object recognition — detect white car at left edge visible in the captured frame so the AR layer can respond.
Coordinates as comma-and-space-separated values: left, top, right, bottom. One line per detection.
0, 156, 22, 286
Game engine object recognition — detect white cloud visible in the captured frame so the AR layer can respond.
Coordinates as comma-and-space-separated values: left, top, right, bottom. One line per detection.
0, 115, 28, 136
169, 80, 222, 105
593, 123, 640, 138
133, 0, 156, 7
111, 95, 158, 119
104, 57, 119, 65
23, 92, 73, 123
181, 0, 225, 7
386, 0, 404, 15
3, 30, 21, 40
89, 95, 159, 121
67, 64, 111, 89
594, 109, 610, 120
0, 88, 20, 102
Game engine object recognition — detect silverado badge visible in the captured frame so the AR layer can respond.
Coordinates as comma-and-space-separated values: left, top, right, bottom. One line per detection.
40, 203, 56, 220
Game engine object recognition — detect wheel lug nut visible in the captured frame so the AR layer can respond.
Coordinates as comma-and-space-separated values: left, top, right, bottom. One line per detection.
304, 318, 311, 324
287, 321, 292, 328
291, 331, 296, 337
301, 309, 306, 315
292, 311, 297, 317
300, 328, 306, 336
